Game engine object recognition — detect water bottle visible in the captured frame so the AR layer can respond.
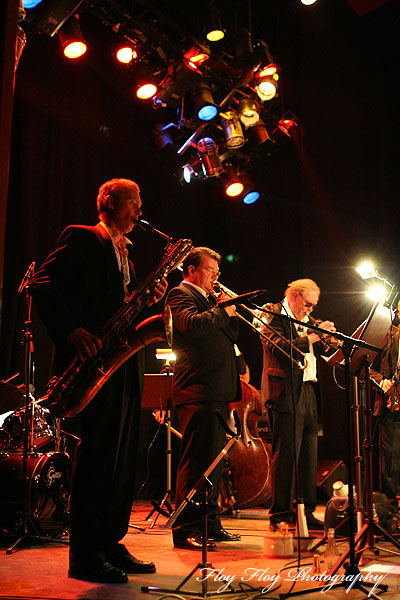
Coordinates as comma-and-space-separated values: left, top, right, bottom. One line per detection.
324, 528, 340, 570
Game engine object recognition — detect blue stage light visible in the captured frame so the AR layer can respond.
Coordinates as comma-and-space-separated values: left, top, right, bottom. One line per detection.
243, 191, 260, 204
23, 0, 44, 8
198, 104, 218, 121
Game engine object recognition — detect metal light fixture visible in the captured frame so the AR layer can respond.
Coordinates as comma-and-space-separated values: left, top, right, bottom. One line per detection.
255, 73, 278, 101
197, 137, 223, 177
206, 1, 225, 42
116, 44, 137, 64
195, 81, 218, 121
220, 111, 245, 148
238, 96, 260, 126
223, 163, 244, 197
59, 15, 87, 59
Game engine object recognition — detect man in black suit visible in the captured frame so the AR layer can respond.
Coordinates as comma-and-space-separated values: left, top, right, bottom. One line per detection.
259, 279, 335, 531
370, 318, 400, 509
32, 178, 167, 583
166, 247, 242, 550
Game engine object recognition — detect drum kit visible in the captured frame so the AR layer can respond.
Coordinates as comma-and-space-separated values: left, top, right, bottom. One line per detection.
0, 380, 72, 543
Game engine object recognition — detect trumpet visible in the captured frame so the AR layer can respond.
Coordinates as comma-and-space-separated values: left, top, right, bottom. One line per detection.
213, 282, 308, 370
306, 314, 341, 353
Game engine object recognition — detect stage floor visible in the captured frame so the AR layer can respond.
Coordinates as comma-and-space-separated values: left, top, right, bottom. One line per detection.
1, 503, 400, 600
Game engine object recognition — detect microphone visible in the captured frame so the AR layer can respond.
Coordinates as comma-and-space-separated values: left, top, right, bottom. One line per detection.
217, 290, 268, 308
18, 261, 35, 293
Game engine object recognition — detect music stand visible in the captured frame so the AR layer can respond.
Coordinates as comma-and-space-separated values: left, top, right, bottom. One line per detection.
141, 411, 241, 598
257, 305, 388, 599
142, 369, 175, 527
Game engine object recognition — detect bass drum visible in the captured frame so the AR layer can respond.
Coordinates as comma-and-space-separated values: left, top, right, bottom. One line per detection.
0, 452, 71, 538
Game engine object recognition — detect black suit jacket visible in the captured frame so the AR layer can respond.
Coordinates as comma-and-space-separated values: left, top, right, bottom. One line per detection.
166, 282, 241, 407
32, 223, 145, 391
370, 326, 399, 415
260, 303, 324, 413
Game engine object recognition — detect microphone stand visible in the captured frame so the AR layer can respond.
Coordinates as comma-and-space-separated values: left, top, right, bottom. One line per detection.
257, 306, 389, 600
6, 263, 36, 554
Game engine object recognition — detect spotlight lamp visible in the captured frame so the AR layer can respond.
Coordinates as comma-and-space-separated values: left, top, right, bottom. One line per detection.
116, 45, 137, 64
355, 262, 377, 280
183, 45, 210, 72
156, 60, 201, 108
220, 111, 245, 148
182, 155, 204, 183
206, 1, 225, 42
254, 72, 278, 101
196, 137, 224, 177
278, 117, 298, 137
195, 81, 218, 121
59, 15, 87, 59
238, 97, 260, 127
223, 163, 244, 197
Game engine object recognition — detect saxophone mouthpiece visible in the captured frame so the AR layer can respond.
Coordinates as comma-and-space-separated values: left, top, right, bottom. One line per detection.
137, 220, 171, 243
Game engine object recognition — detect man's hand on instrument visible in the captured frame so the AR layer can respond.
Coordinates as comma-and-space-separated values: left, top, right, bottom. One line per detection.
67, 327, 102, 361
217, 292, 236, 317
381, 378, 394, 394
317, 320, 337, 345
148, 276, 168, 306
153, 409, 166, 424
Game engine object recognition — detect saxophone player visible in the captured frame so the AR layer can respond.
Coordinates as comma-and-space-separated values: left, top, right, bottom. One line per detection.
32, 178, 167, 584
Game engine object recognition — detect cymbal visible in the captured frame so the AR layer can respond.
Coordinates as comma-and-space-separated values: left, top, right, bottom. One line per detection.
0, 381, 25, 413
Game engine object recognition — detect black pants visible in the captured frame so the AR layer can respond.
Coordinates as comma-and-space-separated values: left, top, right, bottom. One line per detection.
172, 402, 228, 539
380, 409, 400, 502
269, 382, 318, 520
69, 361, 141, 560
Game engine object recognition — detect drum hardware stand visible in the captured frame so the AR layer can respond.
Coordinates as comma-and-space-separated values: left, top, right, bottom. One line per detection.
6, 263, 69, 553
141, 410, 241, 598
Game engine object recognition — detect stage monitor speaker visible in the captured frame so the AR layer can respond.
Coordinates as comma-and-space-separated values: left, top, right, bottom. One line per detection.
317, 460, 347, 500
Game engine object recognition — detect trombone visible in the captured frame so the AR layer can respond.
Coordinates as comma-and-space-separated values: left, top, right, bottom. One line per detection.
213, 282, 307, 370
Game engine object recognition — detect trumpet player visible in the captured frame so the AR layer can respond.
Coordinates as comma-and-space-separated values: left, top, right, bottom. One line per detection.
370, 308, 400, 512
259, 278, 336, 531
166, 247, 242, 550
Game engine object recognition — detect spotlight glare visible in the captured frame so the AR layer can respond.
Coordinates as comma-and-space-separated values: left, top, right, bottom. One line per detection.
116, 47, 137, 64
22, 0, 43, 7
366, 285, 386, 303
198, 104, 218, 121
136, 83, 157, 99
255, 76, 278, 101
259, 64, 279, 77
243, 191, 260, 204
64, 40, 87, 59
207, 29, 224, 42
278, 118, 298, 137
356, 262, 377, 280
226, 182, 244, 197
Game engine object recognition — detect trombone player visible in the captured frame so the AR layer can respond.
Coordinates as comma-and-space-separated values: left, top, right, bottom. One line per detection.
258, 278, 336, 531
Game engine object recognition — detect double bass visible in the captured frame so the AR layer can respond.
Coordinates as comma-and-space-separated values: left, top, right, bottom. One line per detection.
221, 380, 272, 511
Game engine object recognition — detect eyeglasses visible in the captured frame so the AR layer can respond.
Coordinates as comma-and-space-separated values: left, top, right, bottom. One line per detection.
199, 266, 221, 278
299, 294, 317, 310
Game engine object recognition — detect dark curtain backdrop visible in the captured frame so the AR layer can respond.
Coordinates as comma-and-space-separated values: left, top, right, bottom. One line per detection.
1, 0, 399, 465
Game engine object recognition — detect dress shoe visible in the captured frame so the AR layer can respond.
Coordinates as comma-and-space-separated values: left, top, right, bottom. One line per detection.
107, 544, 156, 573
208, 527, 241, 541
68, 560, 128, 584
306, 514, 325, 530
173, 535, 217, 551
269, 513, 296, 531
